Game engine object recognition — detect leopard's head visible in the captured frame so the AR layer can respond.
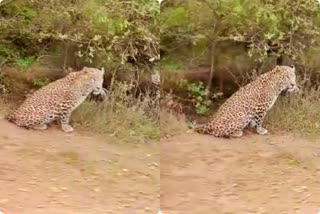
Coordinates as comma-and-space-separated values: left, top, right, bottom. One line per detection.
278, 65, 299, 96
81, 67, 105, 94
81, 67, 109, 101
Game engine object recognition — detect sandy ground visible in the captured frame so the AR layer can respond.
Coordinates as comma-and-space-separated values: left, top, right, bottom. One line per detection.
0, 119, 159, 214
161, 131, 320, 214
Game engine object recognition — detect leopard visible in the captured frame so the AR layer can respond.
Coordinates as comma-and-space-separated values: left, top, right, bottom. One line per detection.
6, 67, 107, 133
195, 65, 299, 138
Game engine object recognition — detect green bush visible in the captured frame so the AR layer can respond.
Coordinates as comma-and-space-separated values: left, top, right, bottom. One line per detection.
0, 0, 160, 142
0, 0, 159, 74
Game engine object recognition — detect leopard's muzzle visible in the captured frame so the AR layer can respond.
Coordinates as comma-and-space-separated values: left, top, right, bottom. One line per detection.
89, 88, 109, 102
281, 84, 300, 96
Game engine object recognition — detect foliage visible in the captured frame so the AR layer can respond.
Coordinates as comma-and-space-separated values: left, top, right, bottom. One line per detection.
16, 56, 34, 69
0, 0, 160, 141
0, 0, 160, 73
161, 0, 320, 62
160, 56, 182, 72
187, 82, 210, 115
160, 109, 188, 137
161, 0, 320, 121
266, 89, 320, 134
32, 77, 51, 88
72, 81, 160, 143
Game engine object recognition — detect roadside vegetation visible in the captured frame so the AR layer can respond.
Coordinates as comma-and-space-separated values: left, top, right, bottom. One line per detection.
0, 0, 160, 143
160, 0, 320, 135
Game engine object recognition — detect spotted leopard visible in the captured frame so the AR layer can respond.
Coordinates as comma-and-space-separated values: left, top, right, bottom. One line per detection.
195, 65, 299, 138
7, 67, 107, 133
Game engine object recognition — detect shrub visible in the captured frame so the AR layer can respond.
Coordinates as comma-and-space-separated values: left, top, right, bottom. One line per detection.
160, 109, 188, 137
266, 89, 320, 134
72, 81, 160, 143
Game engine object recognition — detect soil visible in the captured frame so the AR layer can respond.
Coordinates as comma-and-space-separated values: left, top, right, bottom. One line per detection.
161, 131, 320, 214
0, 118, 159, 214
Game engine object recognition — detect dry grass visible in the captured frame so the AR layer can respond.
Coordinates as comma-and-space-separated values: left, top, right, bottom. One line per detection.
160, 110, 189, 137
0, 99, 7, 116
0, 97, 13, 117
72, 81, 160, 143
266, 89, 320, 134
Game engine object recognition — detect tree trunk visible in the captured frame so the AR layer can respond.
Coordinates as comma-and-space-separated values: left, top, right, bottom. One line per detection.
206, 42, 216, 100
276, 55, 283, 65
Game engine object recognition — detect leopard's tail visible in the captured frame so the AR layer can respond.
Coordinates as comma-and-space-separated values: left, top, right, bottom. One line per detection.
5, 112, 16, 123
193, 123, 207, 134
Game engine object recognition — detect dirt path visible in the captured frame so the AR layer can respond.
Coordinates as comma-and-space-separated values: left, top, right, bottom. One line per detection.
0, 118, 159, 214
161, 132, 320, 214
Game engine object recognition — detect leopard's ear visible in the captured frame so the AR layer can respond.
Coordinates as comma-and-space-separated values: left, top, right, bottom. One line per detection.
289, 64, 295, 70
101, 67, 105, 73
288, 64, 295, 73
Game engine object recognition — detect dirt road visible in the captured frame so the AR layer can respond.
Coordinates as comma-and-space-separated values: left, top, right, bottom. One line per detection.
0, 119, 159, 214
161, 132, 320, 214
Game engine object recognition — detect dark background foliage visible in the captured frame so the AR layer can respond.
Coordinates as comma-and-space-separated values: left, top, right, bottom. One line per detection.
0, 0, 160, 92
161, 0, 320, 114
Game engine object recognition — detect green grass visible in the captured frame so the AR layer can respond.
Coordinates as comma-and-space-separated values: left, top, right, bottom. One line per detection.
16, 56, 35, 69
160, 57, 183, 72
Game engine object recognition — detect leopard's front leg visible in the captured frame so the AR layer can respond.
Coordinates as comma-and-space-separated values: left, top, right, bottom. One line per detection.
59, 110, 74, 133
250, 111, 268, 135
